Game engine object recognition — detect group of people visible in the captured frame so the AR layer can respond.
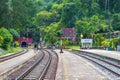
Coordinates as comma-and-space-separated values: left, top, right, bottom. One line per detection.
33, 42, 59, 53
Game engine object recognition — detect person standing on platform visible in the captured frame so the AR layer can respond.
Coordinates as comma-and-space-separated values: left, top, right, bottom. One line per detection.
34, 42, 38, 53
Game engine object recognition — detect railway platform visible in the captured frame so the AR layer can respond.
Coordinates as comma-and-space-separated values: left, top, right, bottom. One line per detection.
0, 49, 36, 79
55, 49, 111, 80
80, 49, 120, 60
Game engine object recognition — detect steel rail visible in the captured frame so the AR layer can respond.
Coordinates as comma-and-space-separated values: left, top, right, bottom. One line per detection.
72, 51, 120, 77
15, 50, 45, 80
0, 49, 28, 62
38, 49, 52, 80
43, 50, 59, 80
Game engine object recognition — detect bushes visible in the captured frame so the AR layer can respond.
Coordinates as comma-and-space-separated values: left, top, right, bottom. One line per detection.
13, 41, 19, 47
94, 33, 119, 51
0, 27, 13, 50
110, 38, 119, 50
0, 36, 4, 47
94, 33, 105, 46
101, 38, 119, 50
101, 40, 110, 49
9, 29, 20, 38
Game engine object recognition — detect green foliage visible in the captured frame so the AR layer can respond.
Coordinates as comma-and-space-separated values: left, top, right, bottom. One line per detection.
112, 13, 120, 30
35, 10, 59, 26
101, 40, 110, 48
9, 29, 20, 38
6, 47, 21, 54
14, 41, 19, 47
62, 38, 69, 46
110, 38, 119, 50
0, 0, 120, 48
89, 15, 100, 32
57, 30, 63, 37
75, 15, 108, 38
75, 17, 89, 37
51, 3, 63, 14
0, 36, 4, 47
101, 38, 120, 50
43, 22, 60, 45
66, 45, 80, 50
0, 28, 13, 50
61, 3, 77, 27
94, 33, 105, 46
0, 0, 37, 37
75, 16, 96, 38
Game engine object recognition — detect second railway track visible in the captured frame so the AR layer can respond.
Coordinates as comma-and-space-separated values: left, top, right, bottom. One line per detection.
6, 49, 58, 80
0, 49, 28, 79
0, 49, 28, 62
71, 50, 120, 80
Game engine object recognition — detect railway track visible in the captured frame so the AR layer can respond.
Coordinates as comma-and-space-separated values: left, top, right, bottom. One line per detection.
71, 50, 120, 80
0, 49, 28, 62
6, 49, 58, 80
0, 49, 28, 79
43, 50, 58, 80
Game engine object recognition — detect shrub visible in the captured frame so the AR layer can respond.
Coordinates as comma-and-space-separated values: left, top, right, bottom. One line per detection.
0, 27, 13, 50
101, 40, 110, 48
14, 41, 19, 47
94, 33, 105, 46
110, 38, 119, 50
9, 28, 20, 38
101, 38, 119, 50
0, 36, 4, 47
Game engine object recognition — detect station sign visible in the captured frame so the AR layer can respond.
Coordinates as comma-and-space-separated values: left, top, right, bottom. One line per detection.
81, 39, 93, 43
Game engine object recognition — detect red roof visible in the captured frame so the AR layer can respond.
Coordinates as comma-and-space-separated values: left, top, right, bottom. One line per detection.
61, 28, 76, 39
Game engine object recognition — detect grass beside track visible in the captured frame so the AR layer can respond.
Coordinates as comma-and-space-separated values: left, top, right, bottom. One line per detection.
66, 45, 80, 50
0, 47, 22, 56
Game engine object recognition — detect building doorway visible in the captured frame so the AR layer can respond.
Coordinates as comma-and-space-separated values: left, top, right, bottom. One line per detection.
21, 41, 28, 47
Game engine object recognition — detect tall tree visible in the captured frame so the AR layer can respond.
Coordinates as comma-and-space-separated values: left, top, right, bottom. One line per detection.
61, 2, 77, 27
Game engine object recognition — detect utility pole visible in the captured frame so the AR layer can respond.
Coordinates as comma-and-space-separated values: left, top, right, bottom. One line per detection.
7, 0, 13, 28
39, 28, 42, 49
26, 27, 29, 48
105, 0, 111, 39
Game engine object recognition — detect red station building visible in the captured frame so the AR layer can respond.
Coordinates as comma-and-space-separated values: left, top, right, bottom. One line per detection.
61, 28, 76, 41
15, 37, 33, 47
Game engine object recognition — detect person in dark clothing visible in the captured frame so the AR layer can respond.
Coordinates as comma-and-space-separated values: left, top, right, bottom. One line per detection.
34, 42, 38, 53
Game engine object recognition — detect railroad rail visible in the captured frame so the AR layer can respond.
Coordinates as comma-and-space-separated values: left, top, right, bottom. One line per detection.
43, 50, 58, 80
71, 50, 120, 80
0, 49, 28, 79
0, 49, 28, 62
6, 49, 58, 80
